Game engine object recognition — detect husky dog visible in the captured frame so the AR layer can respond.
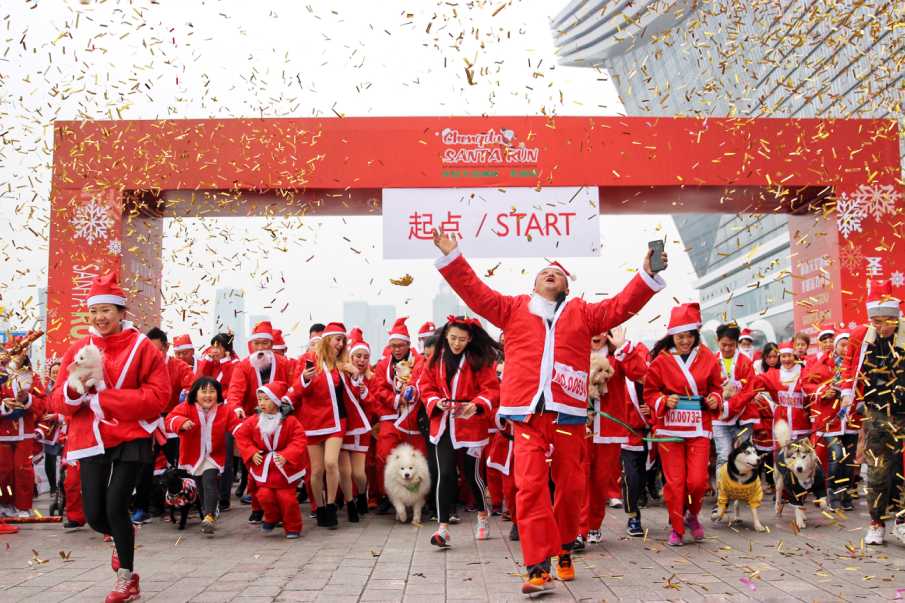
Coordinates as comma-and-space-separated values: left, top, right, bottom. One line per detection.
773, 420, 828, 528
711, 438, 766, 531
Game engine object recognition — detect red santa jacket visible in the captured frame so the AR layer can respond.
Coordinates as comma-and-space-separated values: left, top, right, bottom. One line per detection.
342, 372, 383, 453
227, 352, 294, 417
167, 402, 244, 473
591, 341, 648, 445
196, 353, 239, 398
53, 324, 171, 461
713, 350, 757, 427
373, 350, 425, 435
164, 356, 197, 414
417, 351, 500, 449
436, 248, 664, 419
644, 345, 724, 439
754, 365, 810, 439
623, 377, 654, 451
0, 366, 46, 442
285, 352, 370, 438
235, 413, 308, 488
486, 417, 514, 475
805, 350, 861, 436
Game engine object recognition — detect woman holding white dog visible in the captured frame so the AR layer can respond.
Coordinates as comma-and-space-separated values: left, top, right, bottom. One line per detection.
285, 322, 371, 529
412, 315, 501, 547
643, 303, 724, 546
51, 273, 170, 603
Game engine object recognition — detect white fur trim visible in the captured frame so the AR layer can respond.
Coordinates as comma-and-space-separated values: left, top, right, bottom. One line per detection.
86, 294, 126, 307
434, 246, 463, 270
639, 268, 667, 292
667, 322, 700, 336
173, 343, 195, 351
249, 333, 273, 341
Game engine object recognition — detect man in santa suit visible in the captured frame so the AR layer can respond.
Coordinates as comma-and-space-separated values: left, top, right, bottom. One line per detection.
372, 317, 427, 515
235, 382, 308, 539
172, 334, 199, 373
228, 321, 294, 523
417, 322, 436, 354
431, 226, 667, 593
0, 339, 46, 521
738, 329, 755, 359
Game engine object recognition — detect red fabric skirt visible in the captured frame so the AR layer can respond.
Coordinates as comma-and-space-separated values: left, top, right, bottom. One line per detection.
307, 418, 347, 445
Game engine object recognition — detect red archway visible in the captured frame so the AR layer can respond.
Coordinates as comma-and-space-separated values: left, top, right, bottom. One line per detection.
48, 116, 903, 359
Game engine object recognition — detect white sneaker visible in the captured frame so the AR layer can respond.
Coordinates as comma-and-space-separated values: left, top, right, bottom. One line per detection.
607, 498, 623, 509
894, 521, 905, 544
475, 516, 491, 540
17, 509, 31, 519
0, 505, 15, 518
587, 529, 602, 543
866, 523, 885, 546
431, 527, 450, 548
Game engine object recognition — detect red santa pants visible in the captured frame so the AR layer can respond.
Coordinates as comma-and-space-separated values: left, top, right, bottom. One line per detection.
246, 477, 263, 512
375, 421, 426, 497
658, 437, 710, 535
0, 441, 35, 510
501, 467, 518, 525
581, 441, 623, 536
513, 413, 583, 568
257, 486, 302, 534
64, 462, 85, 525
486, 464, 503, 507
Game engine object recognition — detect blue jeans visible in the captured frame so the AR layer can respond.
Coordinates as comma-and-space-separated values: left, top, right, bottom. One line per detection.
825, 433, 858, 500
712, 423, 750, 500
219, 431, 235, 501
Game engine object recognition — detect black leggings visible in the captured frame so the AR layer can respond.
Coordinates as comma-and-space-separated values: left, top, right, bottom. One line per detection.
44, 453, 59, 492
435, 428, 485, 523
134, 438, 179, 512
80, 460, 143, 572
195, 469, 219, 517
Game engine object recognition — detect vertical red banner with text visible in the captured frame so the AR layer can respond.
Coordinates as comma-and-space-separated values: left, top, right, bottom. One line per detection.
47, 188, 123, 362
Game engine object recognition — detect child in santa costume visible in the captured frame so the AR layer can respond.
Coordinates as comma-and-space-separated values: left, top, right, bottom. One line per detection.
753, 341, 809, 441
643, 303, 724, 546
168, 377, 244, 534
197, 333, 239, 396
431, 226, 666, 594
372, 317, 427, 515
235, 382, 308, 539
0, 338, 46, 521
803, 325, 855, 511
581, 326, 649, 544
285, 322, 370, 528
409, 316, 501, 547
51, 273, 170, 603
620, 374, 657, 538
342, 330, 379, 518
228, 321, 294, 522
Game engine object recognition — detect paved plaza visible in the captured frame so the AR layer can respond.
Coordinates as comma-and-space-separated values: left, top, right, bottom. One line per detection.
2, 490, 905, 602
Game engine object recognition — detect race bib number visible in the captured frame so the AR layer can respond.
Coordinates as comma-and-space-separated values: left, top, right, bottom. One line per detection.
552, 362, 588, 402
665, 408, 702, 428
778, 391, 804, 409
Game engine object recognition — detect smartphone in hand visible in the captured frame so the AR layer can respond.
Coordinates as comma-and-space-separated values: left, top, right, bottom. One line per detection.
648, 240, 666, 273
305, 359, 314, 370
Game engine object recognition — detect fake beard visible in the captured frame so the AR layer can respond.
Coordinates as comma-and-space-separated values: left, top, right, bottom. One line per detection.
249, 350, 273, 372
257, 412, 281, 439
528, 293, 556, 322
739, 347, 754, 359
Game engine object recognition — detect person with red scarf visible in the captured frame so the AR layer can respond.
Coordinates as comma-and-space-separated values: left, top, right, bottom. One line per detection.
235, 382, 308, 538
285, 322, 371, 528
432, 227, 666, 593
52, 273, 170, 603
644, 303, 724, 546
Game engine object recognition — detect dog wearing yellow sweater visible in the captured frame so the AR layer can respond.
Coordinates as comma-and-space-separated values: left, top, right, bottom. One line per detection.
711, 438, 766, 531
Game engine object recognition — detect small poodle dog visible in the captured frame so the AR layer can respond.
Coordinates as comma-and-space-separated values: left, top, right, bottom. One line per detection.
383, 443, 431, 525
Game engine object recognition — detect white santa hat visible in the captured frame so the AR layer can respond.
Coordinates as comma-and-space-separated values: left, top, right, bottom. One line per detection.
387, 317, 411, 343
536, 261, 577, 282
833, 332, 850, 347
817, 321, 835, 341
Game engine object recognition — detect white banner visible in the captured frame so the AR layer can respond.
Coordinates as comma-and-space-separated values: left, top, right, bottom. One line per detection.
382, 187, 600, 259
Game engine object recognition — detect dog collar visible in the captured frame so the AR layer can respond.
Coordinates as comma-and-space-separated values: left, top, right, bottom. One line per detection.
403, 477, 422, 493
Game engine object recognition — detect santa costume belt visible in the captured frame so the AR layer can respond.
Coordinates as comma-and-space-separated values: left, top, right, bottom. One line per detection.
675, 396, 703, 411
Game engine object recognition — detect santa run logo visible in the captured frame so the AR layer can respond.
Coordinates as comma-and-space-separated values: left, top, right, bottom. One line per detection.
438, 127, 539, 165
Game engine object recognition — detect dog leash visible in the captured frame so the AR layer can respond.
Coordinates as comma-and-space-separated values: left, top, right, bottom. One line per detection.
595, 411, 683, 443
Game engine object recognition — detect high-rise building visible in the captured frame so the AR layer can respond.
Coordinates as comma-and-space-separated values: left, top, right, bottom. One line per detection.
342, 301, 396, 355
213, 288, 246, 353
547, 0, 900, 345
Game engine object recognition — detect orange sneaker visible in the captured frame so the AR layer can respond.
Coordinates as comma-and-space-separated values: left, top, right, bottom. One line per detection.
521, 567, 555, 594
556, 550, 575, 581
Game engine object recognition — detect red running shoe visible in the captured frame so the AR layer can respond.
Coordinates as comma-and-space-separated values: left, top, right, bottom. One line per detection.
105, 570, 140, 603
111, 525, 138, 572
0, 524, 19, 535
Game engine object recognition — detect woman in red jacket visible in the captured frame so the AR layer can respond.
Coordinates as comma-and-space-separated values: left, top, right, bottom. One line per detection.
340, 335, 379, 520
52, 274, 170, 603
168, 377, 244, 534
286, 322, 370, 528
753, 341, 809, 440
413, 316, 501, 548
643, 303, 723, 546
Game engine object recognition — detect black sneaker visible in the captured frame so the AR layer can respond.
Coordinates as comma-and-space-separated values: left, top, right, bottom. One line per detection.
218, 499, 231, 512
637, 493, 648, 509
429, 508, 438, 521
627, 518, 644, 537
248, 510, 264, 524
63, 520, 83, 530
375, 496, 392, 515
509, 524, 520, 541
572, 535, 585, 550
309, 510, 317, 519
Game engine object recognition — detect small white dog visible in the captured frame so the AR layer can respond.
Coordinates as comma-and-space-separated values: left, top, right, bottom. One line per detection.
66, 344, 104, 394
383, 443, 431, 525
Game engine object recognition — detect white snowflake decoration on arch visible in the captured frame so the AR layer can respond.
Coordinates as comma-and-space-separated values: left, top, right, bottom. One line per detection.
892, 271, 905, 288
851, 184, 901, 221
836, 194, 867, 239
107, 239, 122, 255
71, 198, 114, 245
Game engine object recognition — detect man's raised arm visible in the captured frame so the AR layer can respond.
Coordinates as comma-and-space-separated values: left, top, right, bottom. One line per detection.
432, 227, 513, 330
